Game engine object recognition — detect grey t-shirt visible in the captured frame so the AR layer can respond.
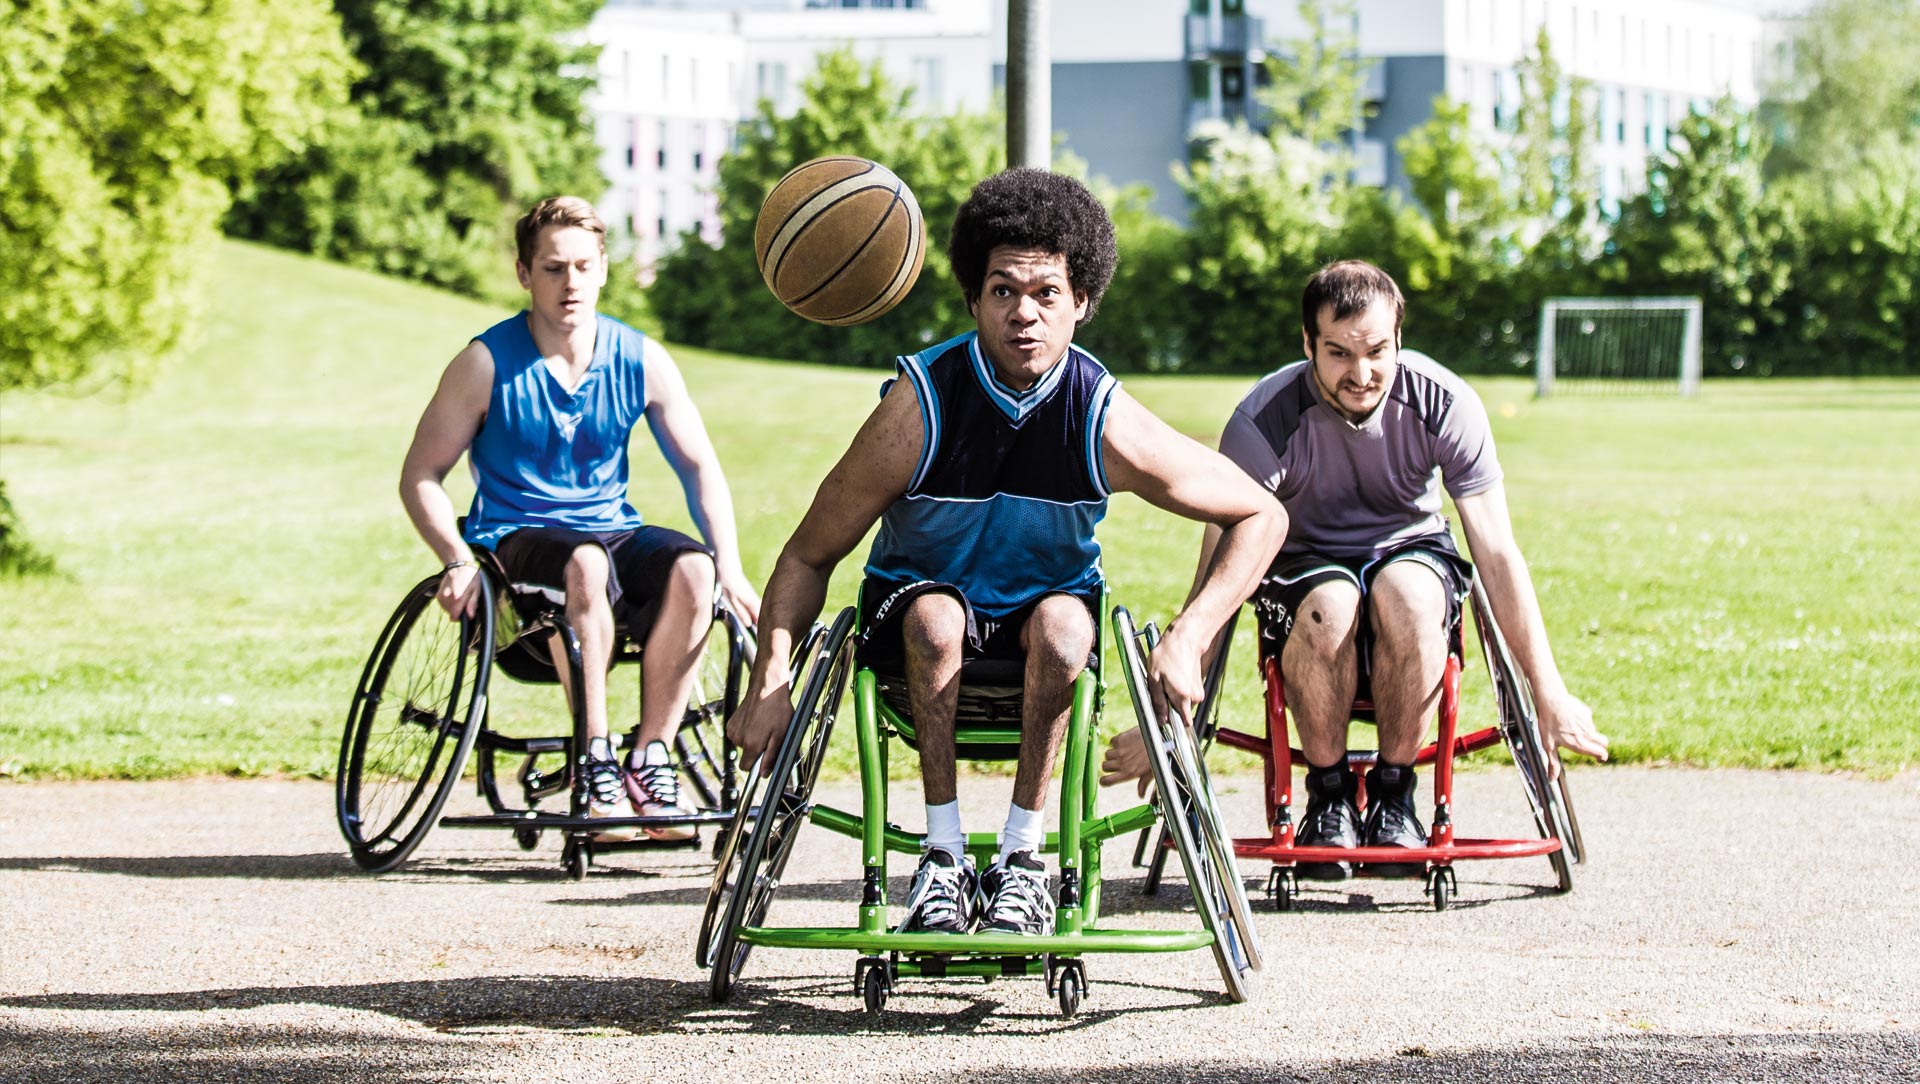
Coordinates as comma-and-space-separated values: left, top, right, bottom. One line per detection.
1219, 349, 1502, 560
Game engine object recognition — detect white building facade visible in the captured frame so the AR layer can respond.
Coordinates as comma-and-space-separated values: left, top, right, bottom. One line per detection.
587, 0, 991, 277
990, 0, 1806, 219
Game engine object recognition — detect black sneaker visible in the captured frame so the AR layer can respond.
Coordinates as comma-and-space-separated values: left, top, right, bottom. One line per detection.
980, 850, 1055, 935
1361, 763, 1427, 878
1294, 762, 1360, 881
898, 848, 979, 934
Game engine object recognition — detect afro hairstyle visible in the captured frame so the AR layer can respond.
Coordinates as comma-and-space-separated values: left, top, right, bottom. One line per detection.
946, 168, 1118, 325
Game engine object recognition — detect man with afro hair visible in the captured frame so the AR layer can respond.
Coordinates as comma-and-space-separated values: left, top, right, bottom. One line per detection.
731, 168, 1285, 936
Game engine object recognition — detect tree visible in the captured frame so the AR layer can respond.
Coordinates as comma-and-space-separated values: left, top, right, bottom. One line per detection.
647, 49, 1001, 368
226, 0, 605, 299
1765, 0, 1920, 181
1601, 98, 1799, 376
1, 0, 352, 573
1259, 0, 1369, 152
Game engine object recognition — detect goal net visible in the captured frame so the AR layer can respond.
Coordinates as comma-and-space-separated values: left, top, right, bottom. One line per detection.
1535, 297, 1702, 397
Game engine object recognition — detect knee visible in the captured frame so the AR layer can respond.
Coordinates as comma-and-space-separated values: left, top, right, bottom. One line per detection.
1289, 590, 1360, 666
1025, 596, 1094, 673
563, 546, 612, 601
902, 593, 967, 663
666, 550, 717, 604
1369, 580, 1445, 655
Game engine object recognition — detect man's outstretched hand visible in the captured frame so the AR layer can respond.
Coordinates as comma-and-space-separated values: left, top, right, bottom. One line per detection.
1099, 727, 1153, 798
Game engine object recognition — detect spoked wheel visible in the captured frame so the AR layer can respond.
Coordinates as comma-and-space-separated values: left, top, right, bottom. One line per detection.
1470, 575, 1585, 893
1135, 609, 1235, 898
1114, 606, 1263, 1003
698, 607, 855, 1001
337, 571, 494, 872
679, 605, 755, 811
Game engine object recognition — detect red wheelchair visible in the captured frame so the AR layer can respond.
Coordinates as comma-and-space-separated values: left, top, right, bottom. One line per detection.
1138, 572, 1585, 911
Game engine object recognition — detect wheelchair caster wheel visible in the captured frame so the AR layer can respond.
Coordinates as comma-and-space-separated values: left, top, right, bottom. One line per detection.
1266, 866, 1297, 912
563, 839, 590, 881
514, 827, 542, 851
1055, 962, 1085, 1018
857, 957, 890, 1016
1427, 866, 1455, 911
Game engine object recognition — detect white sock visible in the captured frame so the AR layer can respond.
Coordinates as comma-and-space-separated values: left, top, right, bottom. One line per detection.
924, 800, 964, 860
588, 736, 616, 763
998, 803, 1045, 864
636, 740, 672, 767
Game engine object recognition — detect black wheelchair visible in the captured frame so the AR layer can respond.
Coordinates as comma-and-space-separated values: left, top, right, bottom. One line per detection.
336, 551, 753, 878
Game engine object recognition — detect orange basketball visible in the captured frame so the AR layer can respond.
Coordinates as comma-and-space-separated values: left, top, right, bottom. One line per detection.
754, 156, 925, 326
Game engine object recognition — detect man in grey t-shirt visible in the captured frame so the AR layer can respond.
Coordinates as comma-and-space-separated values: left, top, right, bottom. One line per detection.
1107, 260, 1608, 880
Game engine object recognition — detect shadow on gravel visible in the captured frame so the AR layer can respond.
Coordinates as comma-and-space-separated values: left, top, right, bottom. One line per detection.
0, 1022, 474, 1084
0, 971, 1215, 1038
0, 854, 352, 879
901, 1030, 1920, 1083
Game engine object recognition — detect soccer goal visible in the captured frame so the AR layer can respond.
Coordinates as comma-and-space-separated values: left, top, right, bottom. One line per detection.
1535, 297, 1703, 398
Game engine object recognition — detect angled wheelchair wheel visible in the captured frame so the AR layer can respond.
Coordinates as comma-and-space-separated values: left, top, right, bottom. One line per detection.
1137, 609, 1237, 896
679, 605, 755, 811
1114, 607, 1262, 1003
699, 608, 855, 1000
1470, 576, 1585, 892
338, 571, 494, 872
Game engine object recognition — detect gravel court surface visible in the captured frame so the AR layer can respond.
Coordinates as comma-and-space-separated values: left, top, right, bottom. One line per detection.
1, 767, 1916, 1083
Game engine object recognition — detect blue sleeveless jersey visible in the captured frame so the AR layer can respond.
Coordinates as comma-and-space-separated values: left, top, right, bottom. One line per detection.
461, 312, 650, 548
863, 331, 1118, 618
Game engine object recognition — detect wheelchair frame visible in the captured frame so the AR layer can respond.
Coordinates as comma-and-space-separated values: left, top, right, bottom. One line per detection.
698, 601, 1262, 1018
336, 558, 753, 878
1137, 572, 1585, 911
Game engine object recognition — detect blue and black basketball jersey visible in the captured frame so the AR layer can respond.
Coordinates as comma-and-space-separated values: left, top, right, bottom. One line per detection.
862, 331, 1119, 618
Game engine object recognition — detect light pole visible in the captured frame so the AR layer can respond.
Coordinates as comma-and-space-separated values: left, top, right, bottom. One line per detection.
1006, 0, 1051, 169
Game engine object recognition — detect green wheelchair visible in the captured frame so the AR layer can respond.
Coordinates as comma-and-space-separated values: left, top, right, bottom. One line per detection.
696, 597, 1262, 1017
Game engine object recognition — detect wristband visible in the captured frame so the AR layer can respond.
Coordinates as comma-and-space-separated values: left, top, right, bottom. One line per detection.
442, 557, 473, 571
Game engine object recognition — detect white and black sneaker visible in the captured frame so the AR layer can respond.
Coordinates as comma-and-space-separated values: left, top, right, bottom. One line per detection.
897, 848, 978, 934
584, 754, 639, 843
980, 850, 1055, 936
625, 739, 696, 842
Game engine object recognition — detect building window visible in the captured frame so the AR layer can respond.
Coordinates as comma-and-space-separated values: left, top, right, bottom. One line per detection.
1221, 65, 1245, 100
691, 122, 704, 171
656, 120, 668, 169
1187, 61, 1210, 100
690, 58, 699, 101
757, 61, 788, 108
661, 55, 670, 100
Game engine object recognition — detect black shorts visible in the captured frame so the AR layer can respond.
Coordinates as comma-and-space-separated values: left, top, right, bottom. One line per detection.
1253, 536, 1473, 701
491, 524, 713, 642
856, 578, 1099, 675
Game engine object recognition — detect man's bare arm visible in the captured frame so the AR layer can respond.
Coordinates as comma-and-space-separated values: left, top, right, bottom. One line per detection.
641, 337, 762, 625
1101, 389, 1287, 721
1455, 482, 1609, 773
727, 379, 921, 771
398, 341, 492, 618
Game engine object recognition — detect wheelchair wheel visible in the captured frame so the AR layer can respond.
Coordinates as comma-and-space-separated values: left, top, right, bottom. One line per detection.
1114, 607, 1263, 1003
678, 605, 754, 811
1137, 609, 1234, 897
699, 608, 855, 1000
337, 572, 493, 872
1469, 576, 1585, 891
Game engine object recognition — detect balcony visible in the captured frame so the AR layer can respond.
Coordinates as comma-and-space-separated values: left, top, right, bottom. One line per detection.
1185, 13, 1265, 59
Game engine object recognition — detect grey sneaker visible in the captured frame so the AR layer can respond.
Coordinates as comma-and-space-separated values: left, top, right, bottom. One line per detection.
625, 740, 696, 842
980, 850, 1054, 935
898, 848, 978, 934
585, 755, 639, 843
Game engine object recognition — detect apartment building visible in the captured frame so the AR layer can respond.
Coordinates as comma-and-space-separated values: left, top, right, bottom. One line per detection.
587, 0, 990, 276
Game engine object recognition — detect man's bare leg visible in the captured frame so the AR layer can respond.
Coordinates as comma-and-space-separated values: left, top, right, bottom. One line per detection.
1279, 580, 1363, 878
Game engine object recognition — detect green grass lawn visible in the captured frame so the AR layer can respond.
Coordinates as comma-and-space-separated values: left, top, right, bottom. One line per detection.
3, 240, 1917, 780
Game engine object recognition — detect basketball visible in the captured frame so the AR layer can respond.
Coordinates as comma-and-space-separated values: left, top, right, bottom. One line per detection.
754, 156, 925, 326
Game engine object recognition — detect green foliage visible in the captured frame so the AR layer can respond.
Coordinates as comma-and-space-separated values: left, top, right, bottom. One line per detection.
1074, 185, 1190, 371
0, 481, 56, 578
1776, 135, 1920, 375
225, 0, 605, 300
648, 50, 1001, 366
0, 0, 353, 392
1764, 0, 1920, 181
1602, 99, 1799, 376
1259, 0, 1370, 150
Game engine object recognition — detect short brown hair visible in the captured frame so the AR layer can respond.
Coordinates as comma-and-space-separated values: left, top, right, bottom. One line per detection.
515, 196, 606, 267
1302, 259, 1404, 345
